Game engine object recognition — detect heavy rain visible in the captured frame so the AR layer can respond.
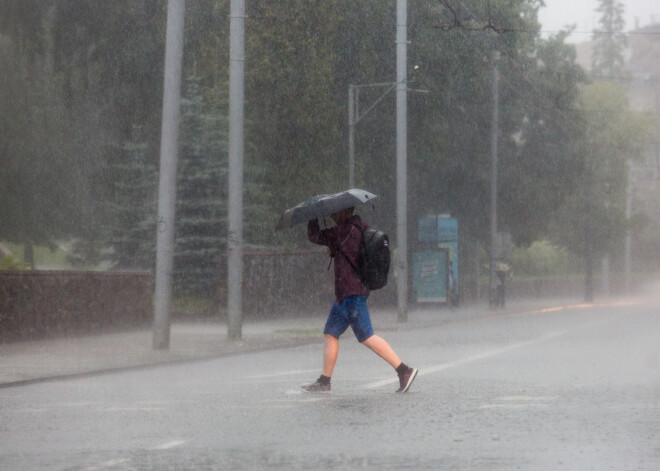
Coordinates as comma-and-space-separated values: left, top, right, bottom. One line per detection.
1, 0, 659, 469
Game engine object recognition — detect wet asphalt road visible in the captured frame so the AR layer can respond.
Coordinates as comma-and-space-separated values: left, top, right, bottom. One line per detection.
1, 299, 659, 470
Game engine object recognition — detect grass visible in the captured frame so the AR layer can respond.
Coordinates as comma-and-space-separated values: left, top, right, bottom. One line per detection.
172, 296, 215, 314
3, 242, 71, 269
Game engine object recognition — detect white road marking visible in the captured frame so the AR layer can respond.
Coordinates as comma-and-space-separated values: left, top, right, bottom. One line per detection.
358, 331, 564, 390
153, 440, 187, 450
480, 395, 560, 409
83, 459, 129, 470
100, 407, 165, 412
497, 395, 560, 402
479, 403, 550, 410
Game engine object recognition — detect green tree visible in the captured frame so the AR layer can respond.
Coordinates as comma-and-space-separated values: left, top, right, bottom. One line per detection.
2, 0, 625, 304
94, 126, 157, 270
500, 31, 587, 246
591, 0, 627, 77
407, 1, 585, 249
551, 81, 652, 301
244, 0, 344, 238
0, 0, 52, 58
174, 76, 228, 295
0, 35, 83, 264
0, 1, 167, 268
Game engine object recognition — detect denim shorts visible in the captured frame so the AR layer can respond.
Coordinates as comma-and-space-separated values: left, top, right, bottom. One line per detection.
323, 295, 374, 343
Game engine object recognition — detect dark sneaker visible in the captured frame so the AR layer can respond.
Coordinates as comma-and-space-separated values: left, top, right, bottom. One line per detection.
302, 379, 331, 393
396, 367, 418, 393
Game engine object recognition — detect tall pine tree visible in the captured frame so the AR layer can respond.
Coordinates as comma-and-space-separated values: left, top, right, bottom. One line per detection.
174, 76, 228, 296
591, 0, 628, 78
102, 125, 157, 269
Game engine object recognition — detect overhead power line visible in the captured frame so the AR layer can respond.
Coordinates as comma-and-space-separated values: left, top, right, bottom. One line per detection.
435, 24, 660, 38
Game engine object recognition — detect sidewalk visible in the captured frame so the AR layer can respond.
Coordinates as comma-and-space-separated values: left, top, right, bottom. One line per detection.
0, 298, 580, 388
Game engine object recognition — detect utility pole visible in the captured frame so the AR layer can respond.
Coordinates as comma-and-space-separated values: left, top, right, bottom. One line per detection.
488, 50, 500, 310
153, 0, 185, 350
348, 84, 356, 188
227, 0, 245, 339
624, 160, 633, 294
396, 0, 408, 322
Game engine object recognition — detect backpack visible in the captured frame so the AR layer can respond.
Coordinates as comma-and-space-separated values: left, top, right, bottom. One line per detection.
338, 224, 391, 290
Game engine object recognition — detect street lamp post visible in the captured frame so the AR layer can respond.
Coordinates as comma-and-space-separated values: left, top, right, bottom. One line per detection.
227, 0, 245, 339
489, 50, 500, 310
396, 0, 408, 322
348, 84, 355, 189
153, 0, 185, 350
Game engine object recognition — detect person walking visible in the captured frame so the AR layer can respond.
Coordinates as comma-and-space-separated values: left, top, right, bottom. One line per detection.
448, 259, 458, 309
302, 207, 417, 393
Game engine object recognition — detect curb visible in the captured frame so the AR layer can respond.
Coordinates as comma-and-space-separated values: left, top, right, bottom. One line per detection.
0, 337, 321, 389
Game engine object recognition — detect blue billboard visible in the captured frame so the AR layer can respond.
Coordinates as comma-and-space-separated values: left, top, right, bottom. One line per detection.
414, 216, 458, 304
412, 250, 448, 302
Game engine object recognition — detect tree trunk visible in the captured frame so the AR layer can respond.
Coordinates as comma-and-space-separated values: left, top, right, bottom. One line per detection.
24, 241, 35, 269
584, 240, 594, 303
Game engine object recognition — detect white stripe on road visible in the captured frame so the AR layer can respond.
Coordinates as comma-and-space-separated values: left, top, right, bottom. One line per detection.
479, 395, 560, 409
153, 440, 187, 450
83, 459, 129, 470
497, 395, 560, 402
358, 331, 564, 390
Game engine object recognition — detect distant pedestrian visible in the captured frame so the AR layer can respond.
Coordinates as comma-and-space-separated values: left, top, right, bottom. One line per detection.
302, 207, 417, 393
448, 260, 458, 309
496, 269, 506, 309
494, 261, 509, 310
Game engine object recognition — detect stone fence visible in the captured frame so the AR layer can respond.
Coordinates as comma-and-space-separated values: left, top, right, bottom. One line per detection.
220, 251, 624, 317
2, 254, 630, 341
472, 273, 638, 303
0, 270, 153, 342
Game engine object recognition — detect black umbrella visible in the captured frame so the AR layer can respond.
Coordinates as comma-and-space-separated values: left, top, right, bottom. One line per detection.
276, 188, 377, 230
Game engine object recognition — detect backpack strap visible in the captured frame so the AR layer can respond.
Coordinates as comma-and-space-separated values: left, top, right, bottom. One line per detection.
336, 246, 359, 274
335, 223, 362, 276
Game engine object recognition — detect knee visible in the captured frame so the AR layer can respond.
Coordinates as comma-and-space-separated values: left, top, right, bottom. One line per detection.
360, 334, 376, 346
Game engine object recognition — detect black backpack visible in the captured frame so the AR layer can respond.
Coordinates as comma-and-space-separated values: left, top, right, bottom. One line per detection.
338, 224, 391, 290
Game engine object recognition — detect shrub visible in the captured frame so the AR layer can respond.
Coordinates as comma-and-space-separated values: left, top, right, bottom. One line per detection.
512, 240, 572, 277
0, 254, 27, 269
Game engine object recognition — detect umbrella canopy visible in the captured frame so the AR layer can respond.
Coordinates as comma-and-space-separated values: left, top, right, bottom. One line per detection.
276, 188, 377, 230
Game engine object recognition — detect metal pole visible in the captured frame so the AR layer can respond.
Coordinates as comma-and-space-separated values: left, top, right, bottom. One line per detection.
475, 240, 481, 301
153, 0, 185, 350
624, 160, 633, 294
601, 255, 610, 298
489, 50, 500, 310
348, 84, 355, 188
396, 0, 408, 322
227, 0, 245, 339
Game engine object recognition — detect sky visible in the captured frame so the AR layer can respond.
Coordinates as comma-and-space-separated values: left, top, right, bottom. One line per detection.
537, 0, 660, 43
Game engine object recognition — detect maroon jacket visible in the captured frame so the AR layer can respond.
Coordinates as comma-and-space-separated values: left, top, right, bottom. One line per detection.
308, 215, 370, 303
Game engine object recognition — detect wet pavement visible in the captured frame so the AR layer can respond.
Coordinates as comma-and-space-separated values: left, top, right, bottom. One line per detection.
1, 292, 658, 470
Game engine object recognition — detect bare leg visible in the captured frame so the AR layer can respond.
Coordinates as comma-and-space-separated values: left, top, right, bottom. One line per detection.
361, 335, 401, 368
322, 334, 339, 377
